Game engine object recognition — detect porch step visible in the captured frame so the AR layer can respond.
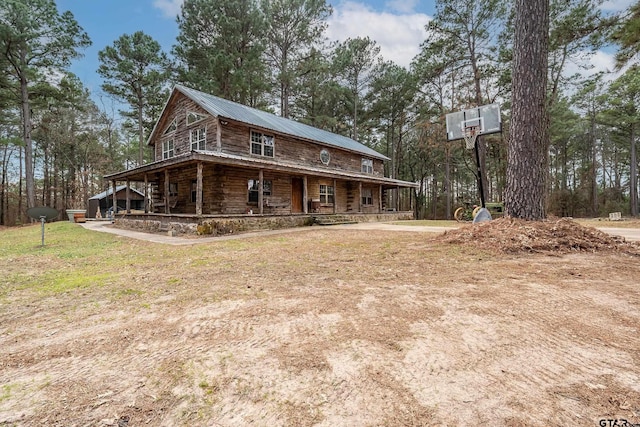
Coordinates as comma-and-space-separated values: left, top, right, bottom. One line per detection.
312, 215, 358, 226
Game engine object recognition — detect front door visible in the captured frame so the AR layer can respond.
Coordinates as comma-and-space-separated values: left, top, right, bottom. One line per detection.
291, 178, 304, 213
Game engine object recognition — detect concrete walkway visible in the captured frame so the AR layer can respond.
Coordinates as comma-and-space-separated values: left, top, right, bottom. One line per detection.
80, 220, 314, 246
595, 227, 640, 242
80, 220, 640, 245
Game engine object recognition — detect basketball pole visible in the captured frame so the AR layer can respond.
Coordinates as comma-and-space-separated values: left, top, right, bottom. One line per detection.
473, 136, 486, 209
464, 109, 486, 209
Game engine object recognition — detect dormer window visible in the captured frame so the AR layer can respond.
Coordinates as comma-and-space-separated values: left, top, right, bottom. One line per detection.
163, 118, 177, 135
361, 158, 373, 174
190, 127, 206, 150
250, 130, 274, 157
162, 139, 174, 159
187, 111, 207, 126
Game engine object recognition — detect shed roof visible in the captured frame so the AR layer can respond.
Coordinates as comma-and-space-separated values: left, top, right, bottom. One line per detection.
153, 85, 389, 161
89, 185, 144, 201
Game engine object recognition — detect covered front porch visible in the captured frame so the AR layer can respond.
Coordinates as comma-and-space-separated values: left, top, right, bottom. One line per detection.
104, 151, 417, 223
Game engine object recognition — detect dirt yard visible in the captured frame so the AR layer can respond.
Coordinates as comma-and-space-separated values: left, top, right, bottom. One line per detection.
1, 219, 640, 426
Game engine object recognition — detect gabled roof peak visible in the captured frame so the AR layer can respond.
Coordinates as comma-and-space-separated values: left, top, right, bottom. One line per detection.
171, 84, 389, 161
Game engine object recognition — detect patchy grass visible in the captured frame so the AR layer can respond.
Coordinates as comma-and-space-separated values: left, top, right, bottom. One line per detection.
1, 221, 640, 426
0, 223, 126, 299
0, 221, 120, 258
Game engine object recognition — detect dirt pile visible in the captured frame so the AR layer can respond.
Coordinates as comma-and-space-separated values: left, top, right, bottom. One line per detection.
438, 217, 640, 255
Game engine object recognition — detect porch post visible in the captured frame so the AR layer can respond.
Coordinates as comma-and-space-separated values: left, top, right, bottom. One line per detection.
396, 186, 400, 211
379, 185, 383, 213
144, 173, 149, 213
358, 181, 363, 213
333, 178, 337, 214
164, 169, 170, 214
126, 179, 131, 213
410, 188, 414, 213
303, 175, 308, 214
111, 180, 117, 215
258, 169, 264, 215
196, 162, 203, 216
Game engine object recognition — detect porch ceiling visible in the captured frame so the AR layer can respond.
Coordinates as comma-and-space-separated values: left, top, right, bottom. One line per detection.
105, 151, 418, 188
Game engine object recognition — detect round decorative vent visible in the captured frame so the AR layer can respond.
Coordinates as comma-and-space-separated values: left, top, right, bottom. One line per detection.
320, 148, 330, 165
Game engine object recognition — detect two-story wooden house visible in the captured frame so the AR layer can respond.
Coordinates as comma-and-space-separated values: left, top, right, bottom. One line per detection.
104, 85, 417, 235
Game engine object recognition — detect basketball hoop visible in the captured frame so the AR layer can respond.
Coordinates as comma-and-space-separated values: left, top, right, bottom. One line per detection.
463, 125, 480, 150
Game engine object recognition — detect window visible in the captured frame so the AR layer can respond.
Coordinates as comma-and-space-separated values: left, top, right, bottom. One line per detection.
320, 148, 330, 165
169, 183, 178, 197
319, 184, 334, 204
361, 188, 373, 206
361, 158, 373, 174
162, 139, 174, 159
247, 179, 272, 203
187, 111, 207, 126
163, 118, 176, 135
191, 180, 203, 203
250, 130, 274, 157
190, 127, 206, 150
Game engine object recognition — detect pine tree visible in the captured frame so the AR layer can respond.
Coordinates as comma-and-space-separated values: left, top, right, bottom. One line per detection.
0, 0, 90, 209
261, 0, 332, 118
174, 0, 268, 107
98, 31, 170, 166
505, 0, 550, 220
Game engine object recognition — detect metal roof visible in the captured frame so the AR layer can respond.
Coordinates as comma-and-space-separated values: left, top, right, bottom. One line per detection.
175, 84, 389, 161
89, 185, 144, 200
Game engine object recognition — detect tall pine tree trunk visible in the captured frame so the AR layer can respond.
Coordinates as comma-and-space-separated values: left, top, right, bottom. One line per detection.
631, 125, 638, 216
505, 0, 550, 220
20, 65, 36, 210
138, 90, 144, 166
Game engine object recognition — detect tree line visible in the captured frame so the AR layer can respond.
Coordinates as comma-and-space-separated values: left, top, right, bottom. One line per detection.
1, 0, 639, 225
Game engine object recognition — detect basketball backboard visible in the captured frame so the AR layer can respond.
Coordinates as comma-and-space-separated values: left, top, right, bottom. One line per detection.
445, 103, 502, 141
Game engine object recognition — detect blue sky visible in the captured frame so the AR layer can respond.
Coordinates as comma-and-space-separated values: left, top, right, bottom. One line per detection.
55, 0, 434, 98
55, 0, 632, 103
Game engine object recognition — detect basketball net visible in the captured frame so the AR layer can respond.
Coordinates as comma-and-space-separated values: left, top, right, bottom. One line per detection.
463, 125, 479, 150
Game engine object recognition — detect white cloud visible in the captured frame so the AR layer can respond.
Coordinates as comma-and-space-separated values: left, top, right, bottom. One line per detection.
153, 0, 183, 19
152, 0, 430, 68
563, 49, 628, 84
326, 1, 430, 68
588, 50, 617, 75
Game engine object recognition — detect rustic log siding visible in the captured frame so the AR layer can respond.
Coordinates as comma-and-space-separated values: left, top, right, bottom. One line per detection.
106, 88, 416, 231
151, 93, 386, 176
335, 180, 349, 213
223, 168, 297, 215
341, 182, 379, 213
305, 177, 349, 214
374, 160, 384, 175
145, 93, 396, 216
361, 185, 380, 214
219, 121, 253, 156
218, 119, 385, 176
148, 160, 386, 216
183, 165, 219, 212
151, 96, 218, 161
155, 163, 299, 215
